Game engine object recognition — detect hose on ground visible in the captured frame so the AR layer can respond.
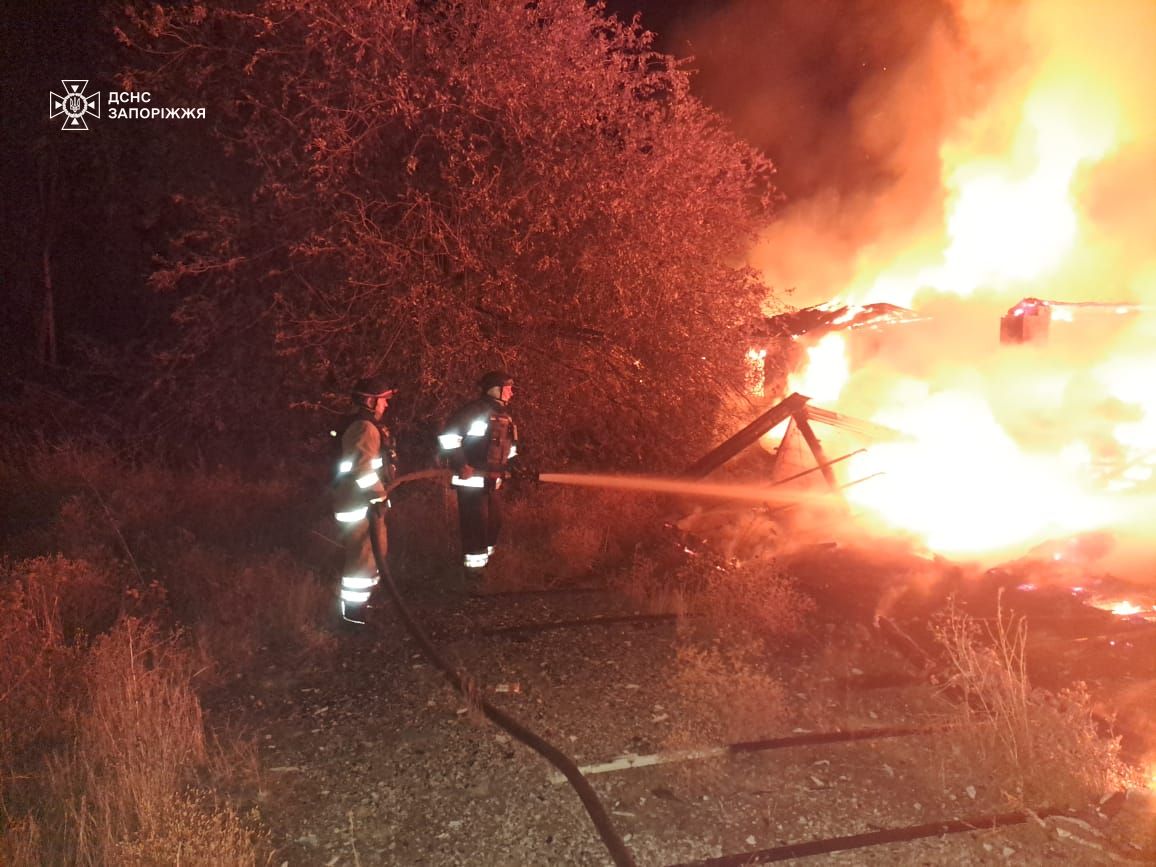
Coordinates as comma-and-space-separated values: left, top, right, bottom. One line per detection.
368, 470, 638, 867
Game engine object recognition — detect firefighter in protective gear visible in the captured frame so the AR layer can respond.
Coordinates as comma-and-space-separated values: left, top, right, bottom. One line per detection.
438, 371, 519, 576
332, 376, 398, 624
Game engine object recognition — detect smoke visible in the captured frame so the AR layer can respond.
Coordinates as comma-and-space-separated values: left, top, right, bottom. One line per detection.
667, 0, 1156, 309
658, 0, 1156, 564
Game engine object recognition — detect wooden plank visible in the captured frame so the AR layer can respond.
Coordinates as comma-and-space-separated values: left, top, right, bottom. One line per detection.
803, 404, 910, 442
794, 411, 840, 491
681, 392, 809, 479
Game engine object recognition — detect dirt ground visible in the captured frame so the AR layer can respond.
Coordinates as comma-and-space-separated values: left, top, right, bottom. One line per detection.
210, 545, 1156, 866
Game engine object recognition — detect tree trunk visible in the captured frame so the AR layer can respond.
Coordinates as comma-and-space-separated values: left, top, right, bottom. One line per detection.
38, 246, 57, 366
37, 151, 58, 367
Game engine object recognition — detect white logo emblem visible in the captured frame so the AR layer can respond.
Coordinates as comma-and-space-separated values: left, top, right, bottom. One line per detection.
49, 80, 101, 131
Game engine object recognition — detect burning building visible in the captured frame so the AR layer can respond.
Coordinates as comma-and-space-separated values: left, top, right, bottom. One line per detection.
738, 0, 1156, 571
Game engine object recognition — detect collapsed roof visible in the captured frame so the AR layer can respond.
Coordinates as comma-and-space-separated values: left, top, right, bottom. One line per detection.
763, 302, 925, 341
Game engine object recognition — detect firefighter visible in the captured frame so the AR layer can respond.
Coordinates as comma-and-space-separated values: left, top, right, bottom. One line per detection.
438, 370, 519, 584
332, 376, 398, 624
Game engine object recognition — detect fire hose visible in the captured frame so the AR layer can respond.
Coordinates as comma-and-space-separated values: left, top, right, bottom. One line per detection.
367, 470, 638, 867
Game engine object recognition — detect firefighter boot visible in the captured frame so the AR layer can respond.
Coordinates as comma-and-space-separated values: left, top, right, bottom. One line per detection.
340, 597, 369, 628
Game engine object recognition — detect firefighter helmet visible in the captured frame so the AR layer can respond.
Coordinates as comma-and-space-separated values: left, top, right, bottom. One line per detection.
479, 370, 514, 393
351, 376, 397, 400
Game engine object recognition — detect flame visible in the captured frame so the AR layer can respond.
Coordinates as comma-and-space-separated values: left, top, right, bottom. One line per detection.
845, 76, 1117, 309
1109, 600, 1143, 617
771, 1, 1156, 562
788, 333, 849, 405
839, 390, 1118, 557
1086, 598, 1156, 619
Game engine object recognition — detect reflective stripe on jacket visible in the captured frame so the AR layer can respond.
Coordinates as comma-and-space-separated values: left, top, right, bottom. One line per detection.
438, 396, 517, 485
334, 417, 395, 518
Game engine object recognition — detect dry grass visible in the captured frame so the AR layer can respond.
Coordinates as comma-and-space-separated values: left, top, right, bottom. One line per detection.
490, 485, 664, 589
0, 557, 88, 786
1, 615, 268, 866
664, 637, 788, 750
0, 444, 317, 864
166, 546, 332, 674
4, 444, 332, 672
931, 599, 1134, 806
636, 555, 809, 758
617, 546, 815, 642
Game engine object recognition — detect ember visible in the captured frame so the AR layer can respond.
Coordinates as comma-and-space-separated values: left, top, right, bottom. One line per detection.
1090, 599, 1156, 620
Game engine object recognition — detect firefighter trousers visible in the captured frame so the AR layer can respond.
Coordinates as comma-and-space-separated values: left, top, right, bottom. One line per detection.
339, 507, 388, 622
455, 484, 502, 568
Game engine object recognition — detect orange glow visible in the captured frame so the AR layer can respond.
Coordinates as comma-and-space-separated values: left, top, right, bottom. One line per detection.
788, 333, 849, 405
1109, 601, 1143, 617
839, 390, 1119, 557
845, 77, 1117, 309
1084, 598, 1156, 619
744, 347, 768, 397
765, 1, 1156, 563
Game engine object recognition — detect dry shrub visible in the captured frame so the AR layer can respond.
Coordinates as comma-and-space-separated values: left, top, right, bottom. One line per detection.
623, 554, 807, 764
166, 546, 330, 674
54, 493, 133, 564
1, 816, 43, 866
10, 553, 125, 639
52, 618, 208, 825
0, 556, 126, 784
107, 469, 298, 561
1, 447, 292, 862
383, 483, 459, 569
493, 485, 663, 589
14, 443, 301, 564
155, 541, 231, 626
932, 601, 1133, 806
8, 442, 331, 669
665, 638, 787, 750
620, 549, 814, 638
690, 559, 814, 638
3, 617, 267, 866
0, 571, 74, 785
674, 505, 785, 562
98, 792, 266, 867
253, 553, 332, 646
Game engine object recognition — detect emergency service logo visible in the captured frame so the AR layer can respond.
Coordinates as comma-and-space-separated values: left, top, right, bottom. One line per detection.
48, 81, 206, 130
49, 80, 101, 131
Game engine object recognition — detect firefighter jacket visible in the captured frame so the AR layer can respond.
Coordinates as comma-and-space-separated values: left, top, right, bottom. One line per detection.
333, 413, 397, 523
437, 396, 518, 489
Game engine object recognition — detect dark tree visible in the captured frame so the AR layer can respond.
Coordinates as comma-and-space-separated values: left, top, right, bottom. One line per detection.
119, 0, 778, 470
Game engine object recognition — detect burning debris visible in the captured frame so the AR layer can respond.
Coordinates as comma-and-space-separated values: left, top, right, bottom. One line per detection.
747, 302, 927, 399
766, 302, 926, 342
999, 297, 1153, 346
728, 0, 1156, 577
667, 0, 1156, 809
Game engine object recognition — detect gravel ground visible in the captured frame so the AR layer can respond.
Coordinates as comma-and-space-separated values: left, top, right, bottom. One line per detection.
209, 557, 1152, 866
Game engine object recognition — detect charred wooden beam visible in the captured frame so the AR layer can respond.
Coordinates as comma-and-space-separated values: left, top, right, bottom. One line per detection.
802, 404, 910, 442
794, 411, 839, 491
682, 392, 809, 479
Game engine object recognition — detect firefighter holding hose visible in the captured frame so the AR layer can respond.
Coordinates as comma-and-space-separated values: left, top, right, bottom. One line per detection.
438, 370, 520, 589
332, 376, 398, 624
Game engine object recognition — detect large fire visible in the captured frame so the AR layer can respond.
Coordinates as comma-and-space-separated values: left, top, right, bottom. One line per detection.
769, 1, 1156, 564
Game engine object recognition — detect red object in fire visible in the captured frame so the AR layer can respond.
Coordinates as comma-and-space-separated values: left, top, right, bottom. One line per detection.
999, 297, 1149, 345
999, 298, 1052, 344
